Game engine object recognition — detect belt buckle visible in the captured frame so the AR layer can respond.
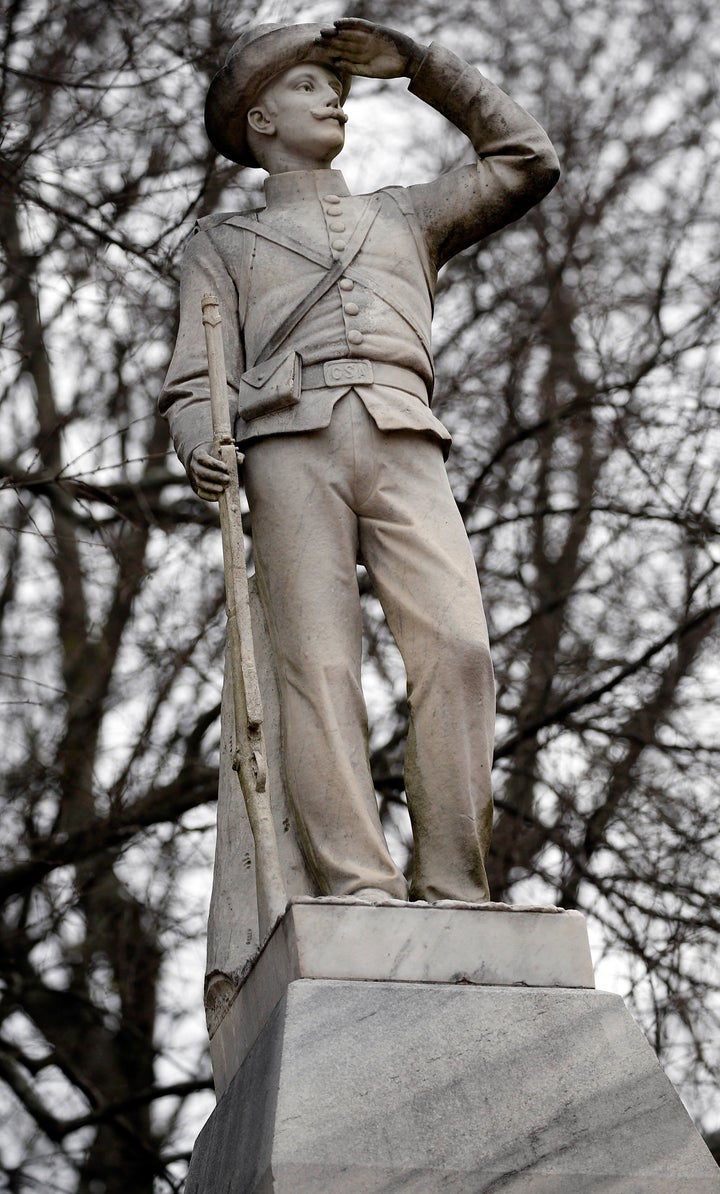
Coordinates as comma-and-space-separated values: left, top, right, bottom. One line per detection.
323, 358, 374, 386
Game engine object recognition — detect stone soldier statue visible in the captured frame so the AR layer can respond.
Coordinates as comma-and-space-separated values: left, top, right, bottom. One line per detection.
160, 18, 559, 910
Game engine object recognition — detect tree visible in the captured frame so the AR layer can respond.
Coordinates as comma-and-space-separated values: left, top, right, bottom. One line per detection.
360, 0, 720, 1134
1, 1, 254, 1188
1, 0, 718, 1188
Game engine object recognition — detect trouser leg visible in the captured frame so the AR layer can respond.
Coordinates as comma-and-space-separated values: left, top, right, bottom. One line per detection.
354, 409, 495, 902
243, 405, 408, 898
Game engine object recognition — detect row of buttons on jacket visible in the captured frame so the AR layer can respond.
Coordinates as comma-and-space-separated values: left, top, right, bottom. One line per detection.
324, 193, 363, 345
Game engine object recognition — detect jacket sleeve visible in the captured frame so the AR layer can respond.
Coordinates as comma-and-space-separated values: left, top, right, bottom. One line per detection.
406, 43, 560, 267
158, 225, 243, 472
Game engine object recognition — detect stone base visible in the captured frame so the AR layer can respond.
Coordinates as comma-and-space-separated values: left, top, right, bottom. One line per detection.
187, 975, 720, 1192
209, 900, 595, 1099
187, 904, 720, 1191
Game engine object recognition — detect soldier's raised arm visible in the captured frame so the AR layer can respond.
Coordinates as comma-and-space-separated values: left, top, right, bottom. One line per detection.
319, 17, 560, 267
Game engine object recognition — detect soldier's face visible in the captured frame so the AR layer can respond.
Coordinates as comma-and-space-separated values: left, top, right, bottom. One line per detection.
250, 63, 347, 166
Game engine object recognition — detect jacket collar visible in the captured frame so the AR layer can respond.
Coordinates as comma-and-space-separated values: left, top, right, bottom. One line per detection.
262, 168, 351, 209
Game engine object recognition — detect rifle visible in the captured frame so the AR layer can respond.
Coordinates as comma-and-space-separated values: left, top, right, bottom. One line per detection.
201, 292, 287, 942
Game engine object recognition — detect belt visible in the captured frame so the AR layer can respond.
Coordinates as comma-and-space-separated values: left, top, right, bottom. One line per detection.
301, 358, 428, 403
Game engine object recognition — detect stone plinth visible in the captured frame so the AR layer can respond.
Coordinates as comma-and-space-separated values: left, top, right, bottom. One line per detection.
186, 903, 720, 1193
209, 899, 594, 1099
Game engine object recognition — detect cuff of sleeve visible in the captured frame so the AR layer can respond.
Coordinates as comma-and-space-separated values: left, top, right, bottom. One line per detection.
175, 426, 214, 472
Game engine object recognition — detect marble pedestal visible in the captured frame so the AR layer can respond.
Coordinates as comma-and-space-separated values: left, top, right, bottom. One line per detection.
186, 903, 720, 1193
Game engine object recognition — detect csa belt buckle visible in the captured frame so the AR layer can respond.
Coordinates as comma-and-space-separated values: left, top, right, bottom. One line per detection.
323, 358, 374, 386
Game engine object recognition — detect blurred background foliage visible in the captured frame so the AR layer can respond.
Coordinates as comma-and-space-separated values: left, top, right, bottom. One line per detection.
1, 0, 719, 1188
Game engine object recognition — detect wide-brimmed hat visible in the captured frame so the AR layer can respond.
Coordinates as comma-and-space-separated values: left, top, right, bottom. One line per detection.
204, 23, 352, 167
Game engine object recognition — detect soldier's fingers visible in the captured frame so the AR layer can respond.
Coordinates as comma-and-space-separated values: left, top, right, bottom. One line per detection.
194, 476, 229, 495
332, 18, 376, 32
194, 459, 230, 480
192, 467, 229, 493
320, 46, 373, 69
316, 27, 373, 56
195, 476, 228, 492
195, 477, 227, 497
323, 31, 371, 50
193, 449, 229, 469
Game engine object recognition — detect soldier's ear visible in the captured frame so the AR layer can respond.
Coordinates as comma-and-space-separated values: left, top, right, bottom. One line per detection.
247, 105, 275, 138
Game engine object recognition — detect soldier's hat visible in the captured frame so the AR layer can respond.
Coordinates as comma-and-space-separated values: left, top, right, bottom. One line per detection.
204, 23, 352, 168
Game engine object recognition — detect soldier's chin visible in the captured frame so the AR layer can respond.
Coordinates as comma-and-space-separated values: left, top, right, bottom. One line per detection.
328, 124, 346, 149
314, 125, 345, 157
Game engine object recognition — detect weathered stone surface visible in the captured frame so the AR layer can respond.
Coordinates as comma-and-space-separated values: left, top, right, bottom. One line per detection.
209, 901, 595, 1099
206, 578, 317, 1026
187, 978, 720, 1193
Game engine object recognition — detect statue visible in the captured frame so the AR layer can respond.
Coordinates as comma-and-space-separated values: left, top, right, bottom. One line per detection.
160, 18, 559, 950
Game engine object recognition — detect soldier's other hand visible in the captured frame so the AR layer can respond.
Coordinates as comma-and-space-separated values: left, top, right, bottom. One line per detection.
189, 446, 231, 502
316, 19, 425, 80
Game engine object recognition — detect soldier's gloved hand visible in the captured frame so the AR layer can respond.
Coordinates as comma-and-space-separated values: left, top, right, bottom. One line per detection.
316, 18, 426, 80
188, 444, 231, 502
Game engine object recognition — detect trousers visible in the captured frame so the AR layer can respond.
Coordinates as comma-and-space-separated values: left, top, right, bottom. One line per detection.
243, 391, 495, 902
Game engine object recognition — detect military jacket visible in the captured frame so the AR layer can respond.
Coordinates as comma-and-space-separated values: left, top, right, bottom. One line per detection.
160, 43, 559, 468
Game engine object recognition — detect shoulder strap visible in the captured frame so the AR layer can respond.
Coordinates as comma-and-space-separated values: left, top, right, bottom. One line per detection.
255, 193, 382, 366
194, 209, 261, 232
382, 186, 435, 298
222, 215, 330, 269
